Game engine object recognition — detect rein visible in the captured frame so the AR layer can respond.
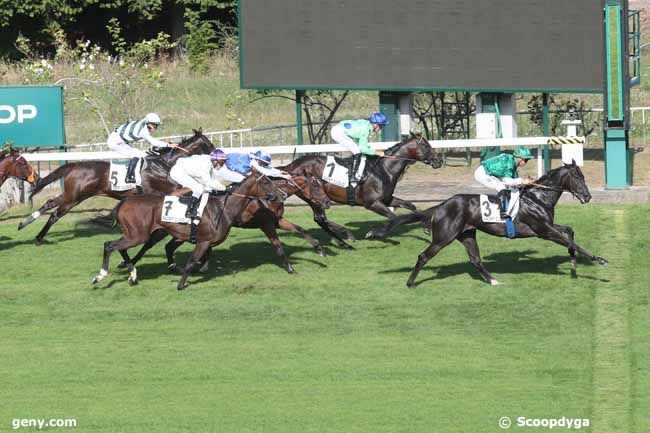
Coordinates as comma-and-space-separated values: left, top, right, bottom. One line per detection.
528, 182, 564, 193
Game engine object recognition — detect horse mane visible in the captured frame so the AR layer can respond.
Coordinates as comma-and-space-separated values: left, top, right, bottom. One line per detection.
383, 133, 424, 156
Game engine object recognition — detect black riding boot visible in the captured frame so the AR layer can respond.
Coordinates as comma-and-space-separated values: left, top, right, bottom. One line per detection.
497, 189, 511, 219
125, 157, 139, 183
185, 195, 200, 219
349, 154, 362, 185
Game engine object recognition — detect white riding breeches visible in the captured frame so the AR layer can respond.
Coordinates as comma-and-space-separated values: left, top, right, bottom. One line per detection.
170, 165, 207, 198
474, 165, 507, 192
331, 124, 360, 155
107, 132, 146, 158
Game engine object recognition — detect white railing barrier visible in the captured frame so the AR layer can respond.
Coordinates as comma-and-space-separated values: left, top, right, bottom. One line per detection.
24, 136, 556, 178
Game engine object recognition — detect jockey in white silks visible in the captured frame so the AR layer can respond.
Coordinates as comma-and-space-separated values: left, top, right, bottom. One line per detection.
169, 149, 236, 243
107, 113, 178, 183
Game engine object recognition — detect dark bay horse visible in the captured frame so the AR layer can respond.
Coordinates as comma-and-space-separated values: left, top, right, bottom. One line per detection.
120, 175, 331, 273
281, 134, 444, 246
0, 148, 39, 188
18, 130, 214, 244
91, 172, 284, 290
370, 161, 608, 287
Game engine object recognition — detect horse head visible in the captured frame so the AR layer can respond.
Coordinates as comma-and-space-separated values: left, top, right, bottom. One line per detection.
0, 148, 38, 186
292, 176, 331, 209
244, 170, 287, 203
384, 133, 443, 169
179, 128, 215, 155
542, 160, 591, 204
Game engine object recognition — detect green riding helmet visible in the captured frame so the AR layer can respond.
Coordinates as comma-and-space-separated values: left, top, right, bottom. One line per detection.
513, 146, 534, 160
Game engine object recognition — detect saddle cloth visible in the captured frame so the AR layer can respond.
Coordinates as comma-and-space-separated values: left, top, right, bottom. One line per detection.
160, 193, 210, 224
322, 155, 367, 188
109, 160, 143, 191
479, 190, 521, 223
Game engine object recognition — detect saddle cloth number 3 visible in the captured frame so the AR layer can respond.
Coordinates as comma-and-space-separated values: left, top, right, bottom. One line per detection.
480, 194, 504, 223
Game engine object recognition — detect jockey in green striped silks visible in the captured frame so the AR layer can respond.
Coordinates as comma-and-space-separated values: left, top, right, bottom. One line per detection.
107, 113, 178, 183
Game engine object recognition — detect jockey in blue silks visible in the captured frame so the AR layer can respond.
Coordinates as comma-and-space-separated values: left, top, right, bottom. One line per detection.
225, 150, 291, 180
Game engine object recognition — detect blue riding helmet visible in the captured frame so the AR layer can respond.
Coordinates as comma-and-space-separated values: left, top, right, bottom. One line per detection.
253, 150, 272, 165
369, 112, 388, 125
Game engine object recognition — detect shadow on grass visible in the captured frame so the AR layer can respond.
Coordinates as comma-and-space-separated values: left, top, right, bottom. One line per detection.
0, 225, 119, 251
115, 238, 331, 287
381, 250, 610, 287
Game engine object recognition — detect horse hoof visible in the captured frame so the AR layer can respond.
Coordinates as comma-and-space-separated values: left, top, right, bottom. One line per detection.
34, 238, 44, 246
17, 222, 25, 231
598, 258, 609, 266
317, 249, 327, 257
490, 279, 500, 286
91, 277, 99, 285
423, 228, 431, 236
198, 263, 209, 274
286, 265, 295, 274
168, 263, 177, 272
128, 278, 138, 286
117, 261, 127, 269
177, 284, 186, 291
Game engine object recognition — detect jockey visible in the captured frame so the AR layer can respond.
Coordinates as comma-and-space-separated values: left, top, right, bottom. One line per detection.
474, 146, 535, 219
169, 149, 232, 243
225, 150, 292, 180
330, 111, 387, 184
107, 113, 178, 183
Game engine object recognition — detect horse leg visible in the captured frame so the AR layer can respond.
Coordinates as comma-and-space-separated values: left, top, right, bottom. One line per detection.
364, 200, 399, 238
92, 237, 142, 285
406, 217, 458, 287
177, 240, 211, 290
118, 229, 168, 268
34, 198, 87, 245
457, 229, 498, 285
311, 205, 354, 249
407, 241, 449, 288
533, 223, 608, 266
259, 219, 294, 273
165, 238, 184, 271
197, 247, 212, 273
277, 217, 326, 257
18, 195, 63, 230
389, 196, 418, 212
554, 224, 577, 270
118, 249, 139, 286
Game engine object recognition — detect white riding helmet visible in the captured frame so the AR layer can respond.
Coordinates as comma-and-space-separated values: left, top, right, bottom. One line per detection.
144, 112, 161, 125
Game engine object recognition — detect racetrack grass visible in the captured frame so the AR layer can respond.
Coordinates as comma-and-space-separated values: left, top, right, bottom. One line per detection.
0, 203, 648, 433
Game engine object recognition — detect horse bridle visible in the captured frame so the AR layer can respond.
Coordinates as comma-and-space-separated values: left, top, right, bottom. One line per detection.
0, 154, 36, 184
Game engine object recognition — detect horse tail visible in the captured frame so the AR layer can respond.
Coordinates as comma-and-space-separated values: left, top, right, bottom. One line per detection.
30, 163, 75, 198
373, 207, 435, 239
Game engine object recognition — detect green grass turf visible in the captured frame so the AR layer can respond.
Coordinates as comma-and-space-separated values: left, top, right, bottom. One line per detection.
0, 203, 647, 433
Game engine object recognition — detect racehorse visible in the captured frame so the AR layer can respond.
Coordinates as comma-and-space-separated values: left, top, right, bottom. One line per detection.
91, 171, 285, 290
368, 161, 608, 287
18, 129, 214, 244
281, 133, 444, 246
0, 148, 39, 188
119, 175, 331, 273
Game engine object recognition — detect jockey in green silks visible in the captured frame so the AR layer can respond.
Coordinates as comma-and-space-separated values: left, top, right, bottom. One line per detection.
474, 146, 535, 218
330, 112, 388, 184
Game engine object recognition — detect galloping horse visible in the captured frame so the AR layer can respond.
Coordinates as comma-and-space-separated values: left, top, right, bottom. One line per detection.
19, 130, 214, 244
0, 148, 39, 188
120, 175, 331, 273
281, 133, 443, 246
91, 171, 284, 290
370, 161, 608, 287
